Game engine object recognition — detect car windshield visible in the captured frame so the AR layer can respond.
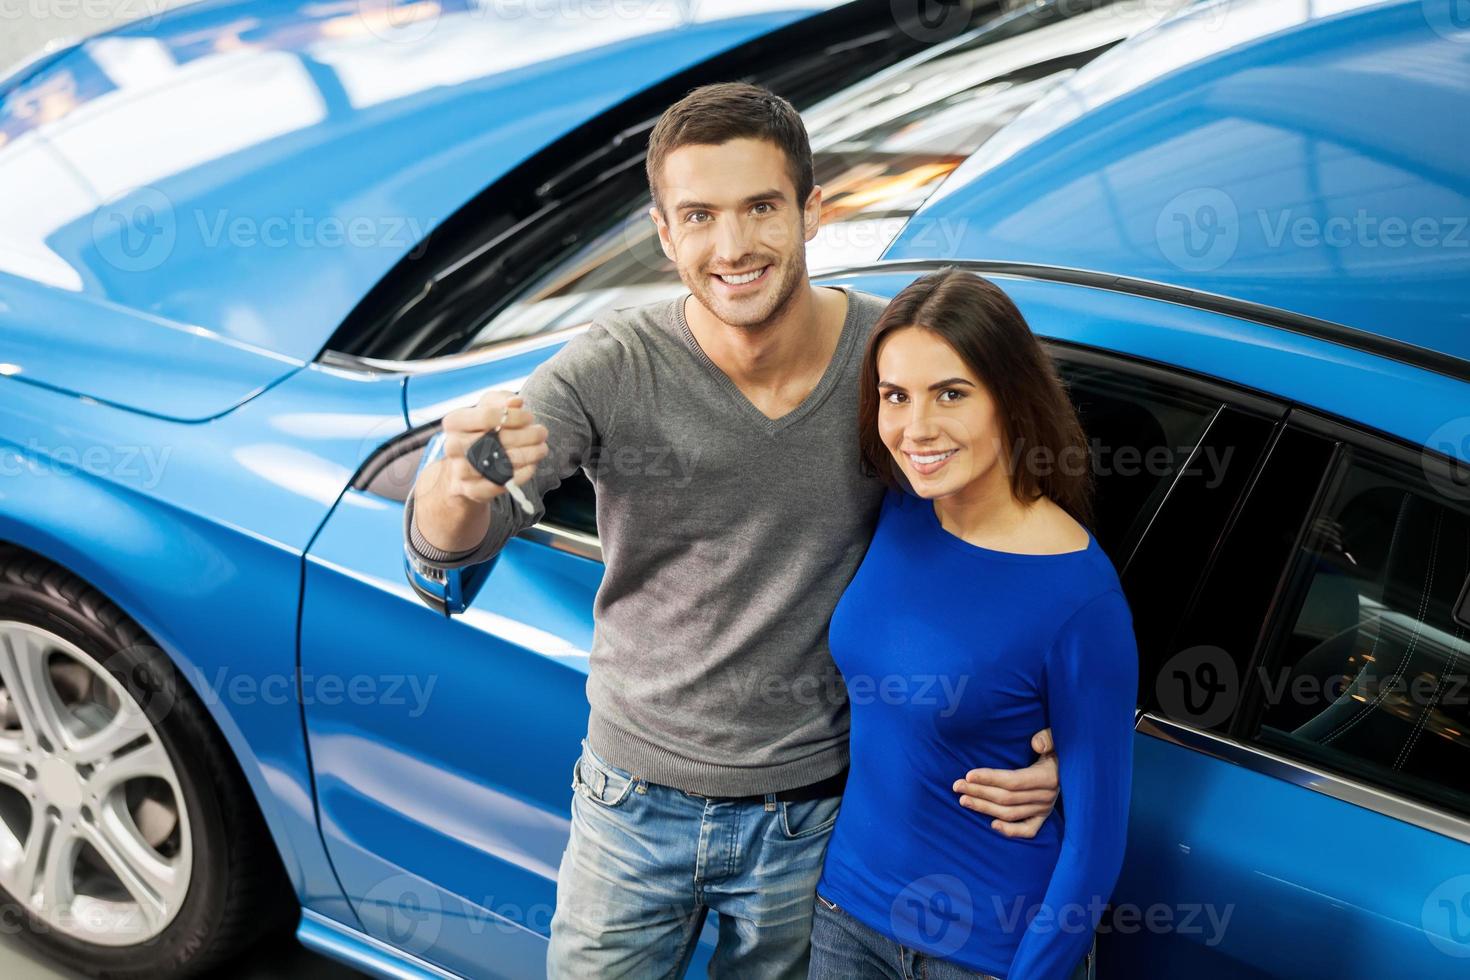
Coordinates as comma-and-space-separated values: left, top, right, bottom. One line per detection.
463, 2, 1170, 351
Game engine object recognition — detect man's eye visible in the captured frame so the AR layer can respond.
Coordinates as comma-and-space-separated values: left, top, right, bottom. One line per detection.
686, 211, 710, 223
752, 202, 773, 215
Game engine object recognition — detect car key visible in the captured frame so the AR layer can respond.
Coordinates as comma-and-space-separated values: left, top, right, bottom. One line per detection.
467, 428, 536, 515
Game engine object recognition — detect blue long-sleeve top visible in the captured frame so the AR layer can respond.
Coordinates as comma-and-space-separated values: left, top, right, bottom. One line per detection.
817, 488, 1138, 980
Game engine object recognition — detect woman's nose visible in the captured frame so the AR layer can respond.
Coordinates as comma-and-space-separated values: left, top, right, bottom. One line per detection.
905, 410, 941, 442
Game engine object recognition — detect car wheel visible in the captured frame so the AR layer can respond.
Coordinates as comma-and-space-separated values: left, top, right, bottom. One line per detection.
0, 546, 296, 978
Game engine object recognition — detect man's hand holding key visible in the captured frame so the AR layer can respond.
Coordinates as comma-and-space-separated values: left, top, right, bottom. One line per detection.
440, 392, 550, 505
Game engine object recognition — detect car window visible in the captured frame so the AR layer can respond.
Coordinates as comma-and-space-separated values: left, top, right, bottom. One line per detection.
1148, 423, 1335, 729
1250, 451, 1470, 815
542, 470, 597, 539
1053, 358, 1220, 559
462, 6, 1147, 352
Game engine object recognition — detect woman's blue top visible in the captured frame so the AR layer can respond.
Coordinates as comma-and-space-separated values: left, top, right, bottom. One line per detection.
817, 488, 1139, 980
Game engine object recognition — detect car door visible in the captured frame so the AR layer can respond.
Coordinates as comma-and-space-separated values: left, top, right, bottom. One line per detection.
298, 347, 603, 979
1111, 408, 1470, 978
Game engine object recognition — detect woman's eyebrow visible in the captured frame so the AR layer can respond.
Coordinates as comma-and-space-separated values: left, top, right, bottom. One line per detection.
879, 378, 975, 390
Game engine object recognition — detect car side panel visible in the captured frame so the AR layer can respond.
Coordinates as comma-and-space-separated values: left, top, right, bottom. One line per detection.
0, 362, 410, 926
1107, 730, 1467, 978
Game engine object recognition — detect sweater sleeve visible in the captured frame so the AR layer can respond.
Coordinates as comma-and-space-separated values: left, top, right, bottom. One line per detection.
404, 322, 625, 571
1006, 588, 1138, 980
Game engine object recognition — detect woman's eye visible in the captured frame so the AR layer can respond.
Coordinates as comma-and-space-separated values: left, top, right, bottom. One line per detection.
882, 391, 906, 405
938, 389, 965, 403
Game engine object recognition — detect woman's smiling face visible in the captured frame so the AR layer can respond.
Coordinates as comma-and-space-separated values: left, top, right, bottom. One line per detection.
876, 326, 1009, 500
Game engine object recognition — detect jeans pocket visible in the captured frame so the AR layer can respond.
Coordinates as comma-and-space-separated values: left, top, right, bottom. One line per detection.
780, 794, 841, 839
815, 891, 840, 912
572, 739, 636, 809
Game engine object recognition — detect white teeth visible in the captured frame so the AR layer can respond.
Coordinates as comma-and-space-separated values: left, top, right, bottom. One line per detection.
718, 269, 763, 285
910, 450, 955, 465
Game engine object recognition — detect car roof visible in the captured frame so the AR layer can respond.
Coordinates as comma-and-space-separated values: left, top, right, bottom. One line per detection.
883, 0, 1470, 370
0, 0, 840, 361
823, 267, 1469, 464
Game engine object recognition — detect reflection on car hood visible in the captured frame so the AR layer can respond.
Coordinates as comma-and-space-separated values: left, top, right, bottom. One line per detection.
886, 0, 1470, 364
0, 0, 834, 372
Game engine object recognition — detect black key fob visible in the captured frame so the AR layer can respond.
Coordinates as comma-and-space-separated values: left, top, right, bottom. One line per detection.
467, 430, 516, 486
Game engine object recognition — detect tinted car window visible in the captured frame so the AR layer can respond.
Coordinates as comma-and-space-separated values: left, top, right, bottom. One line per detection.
1251, 452, 1470, 815
542, 471, 597, 539
1053, 358, 1219, 558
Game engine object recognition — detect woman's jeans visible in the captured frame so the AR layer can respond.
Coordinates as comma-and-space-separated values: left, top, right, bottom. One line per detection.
546, 739, 843, 979
808, 890, 1096, 980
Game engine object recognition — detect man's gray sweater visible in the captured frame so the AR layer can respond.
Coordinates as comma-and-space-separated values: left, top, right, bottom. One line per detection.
404, 288, 889, 796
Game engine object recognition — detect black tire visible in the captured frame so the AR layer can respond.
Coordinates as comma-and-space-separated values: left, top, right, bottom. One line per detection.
0, 544, 298, 978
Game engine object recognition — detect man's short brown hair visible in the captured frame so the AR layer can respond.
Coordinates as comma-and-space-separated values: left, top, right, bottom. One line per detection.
645, 82, 814, 211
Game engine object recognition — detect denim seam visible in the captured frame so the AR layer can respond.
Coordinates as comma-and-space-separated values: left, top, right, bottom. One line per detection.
575, 740, 635, 807
661, 911, 706, 980
725, 803, 740, 879
781, 798, 841, 840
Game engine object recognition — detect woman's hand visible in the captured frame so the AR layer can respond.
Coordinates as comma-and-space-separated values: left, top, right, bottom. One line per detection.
951, 727, 1058, 838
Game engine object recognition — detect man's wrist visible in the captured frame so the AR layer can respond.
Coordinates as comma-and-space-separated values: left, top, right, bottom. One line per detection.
409, 504, 480, 564
413, 461, 492, 557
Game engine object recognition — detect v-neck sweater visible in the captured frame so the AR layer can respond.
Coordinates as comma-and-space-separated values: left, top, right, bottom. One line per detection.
405, 287, 891, 795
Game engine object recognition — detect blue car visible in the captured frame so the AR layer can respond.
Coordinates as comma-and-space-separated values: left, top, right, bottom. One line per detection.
1, 0, 1467, 977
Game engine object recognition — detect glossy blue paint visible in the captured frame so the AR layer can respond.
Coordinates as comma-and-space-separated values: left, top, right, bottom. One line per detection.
303, 488, 594, 976
405, 343, 571, 428
0, 356, 410, 928
887, 0, 1470, 361
0, 0, 833, 362
298, 908, 462, 980
1107, 733, 1468, 978
0, 270, 304, 421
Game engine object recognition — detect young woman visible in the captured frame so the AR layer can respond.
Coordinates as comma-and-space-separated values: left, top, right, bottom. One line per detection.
808, 270, 1138, 980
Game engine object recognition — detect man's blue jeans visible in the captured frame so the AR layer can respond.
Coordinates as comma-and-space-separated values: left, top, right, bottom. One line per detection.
546, 739, 842, 979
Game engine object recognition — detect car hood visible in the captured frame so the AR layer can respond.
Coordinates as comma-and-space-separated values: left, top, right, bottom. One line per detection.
0, 271, 305, 421
885, 0, 1470, 364
0, 0, 835, 400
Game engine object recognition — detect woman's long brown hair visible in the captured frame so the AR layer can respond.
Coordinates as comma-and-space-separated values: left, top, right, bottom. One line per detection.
857, 269, 1094, 528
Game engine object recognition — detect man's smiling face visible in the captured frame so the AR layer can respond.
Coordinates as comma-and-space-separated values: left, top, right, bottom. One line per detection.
650, 137, 820, 330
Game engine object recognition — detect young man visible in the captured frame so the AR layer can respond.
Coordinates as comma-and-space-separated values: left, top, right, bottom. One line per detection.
404, 83, 1062, 978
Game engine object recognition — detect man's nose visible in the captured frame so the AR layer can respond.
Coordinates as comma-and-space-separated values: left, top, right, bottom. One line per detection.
714, 213, 754, 264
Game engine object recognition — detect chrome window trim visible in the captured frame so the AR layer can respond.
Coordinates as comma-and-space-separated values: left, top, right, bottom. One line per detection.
518, 523, 603, 563
1136, 712, 1470, 846
313, 258, 1470, 383
318, 323, 590, 377
314, 262, 1108, 377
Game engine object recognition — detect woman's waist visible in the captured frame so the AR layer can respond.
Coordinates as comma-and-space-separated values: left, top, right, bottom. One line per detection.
827, 770, 1062, 880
